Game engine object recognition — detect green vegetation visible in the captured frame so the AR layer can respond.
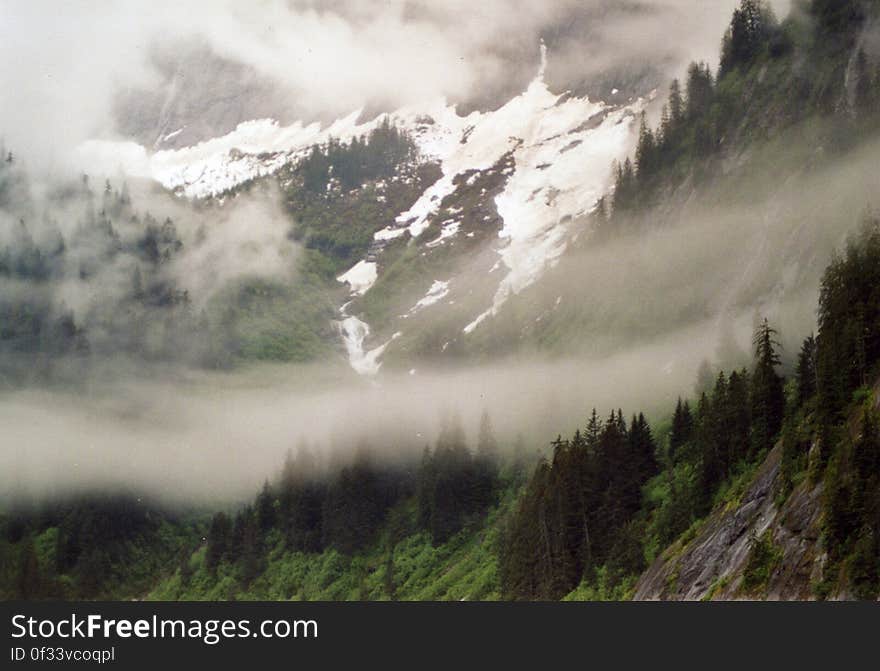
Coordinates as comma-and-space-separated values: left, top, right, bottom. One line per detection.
0, 121, 437, 378
0, 409, 517, 601
500, 213, 880, 601
741, 530, 783, 595
184, 411, 506, 593
281, 119, 439, 274
202, 121, 438, 367
500, 411, 659, 599
150, 489, 517, 601
606, 0, 880, 227
201, 253, 340, 366
4, 0, 880, 603
497, 312, 788, 599
0, 495, 198, 600
4, 215, 880, 602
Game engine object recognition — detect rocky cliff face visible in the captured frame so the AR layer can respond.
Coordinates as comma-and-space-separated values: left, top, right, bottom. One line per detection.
634, 444, 827, 600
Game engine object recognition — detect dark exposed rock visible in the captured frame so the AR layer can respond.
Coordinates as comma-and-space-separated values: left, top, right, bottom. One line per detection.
634, 444, 826, 600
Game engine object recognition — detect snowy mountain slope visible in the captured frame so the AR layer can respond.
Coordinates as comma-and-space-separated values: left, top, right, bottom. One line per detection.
81, 46, 644, 375
334, 47, 644, 372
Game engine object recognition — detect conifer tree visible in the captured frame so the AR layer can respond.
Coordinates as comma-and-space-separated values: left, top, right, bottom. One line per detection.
669, 398, 694, 461
726, 369, 752, 465
669, 79, 683, 118
686, 62, 714, 119
206, 512, 232, 571
17, 539, 41, 599
612, 158, 637, 214
719, 0, 778, 77
238, 510, 263, 585
256, 480, 276, 533
630, 412, 659, 485
428, 413, 480, 544
796, 334, 818, 406
751, 318, 785, 455
585, 408, 602, 448
635, 112, 657, 182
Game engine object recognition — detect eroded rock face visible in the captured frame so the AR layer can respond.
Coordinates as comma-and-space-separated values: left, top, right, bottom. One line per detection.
634, 445, 825, 601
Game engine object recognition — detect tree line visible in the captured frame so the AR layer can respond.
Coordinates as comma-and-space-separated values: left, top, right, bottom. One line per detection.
299, 117, 417, 195
499, 316, 786, 599
203, 412, 502, 587
605, 0, 880, 224
500, 410, 658, 599
0, 162, 199, 375
501, 214, 880, 600
812, 216, 880, 597
6, 218, 880, 600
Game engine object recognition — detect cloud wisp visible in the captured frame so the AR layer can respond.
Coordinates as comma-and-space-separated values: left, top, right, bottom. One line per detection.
1, 1, 789, 171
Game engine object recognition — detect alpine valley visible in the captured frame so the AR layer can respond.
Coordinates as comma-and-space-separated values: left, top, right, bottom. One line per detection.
2, 0, 880, 601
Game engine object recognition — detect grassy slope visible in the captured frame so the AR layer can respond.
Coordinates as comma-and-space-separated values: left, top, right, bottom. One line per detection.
148, 483, 522, 602
191, 137, 439, 369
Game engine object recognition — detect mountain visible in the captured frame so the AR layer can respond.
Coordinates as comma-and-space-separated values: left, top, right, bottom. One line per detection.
3, 0, 880, 603
82, 45, 645, 376
69, 1, 880, 385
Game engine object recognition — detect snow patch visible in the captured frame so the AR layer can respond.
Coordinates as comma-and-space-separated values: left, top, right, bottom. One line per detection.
160, 127, 184, 144
410, 280, 450, 313
460, 54, 642, 332
425, 221, 460, 248
374, 226, 408, 242
337, 260, 377, 296
78, 110, 392, 198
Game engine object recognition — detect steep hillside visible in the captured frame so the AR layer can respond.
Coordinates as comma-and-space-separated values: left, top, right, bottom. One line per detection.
634, 442, 824, 600
466, 0, 880, 364
4, 0, 880, 604
148, 487, 518, 602
636, 377, 880, 600
71, 2, 880, 380
83, 45, 645, 375
4, 215, 880, 602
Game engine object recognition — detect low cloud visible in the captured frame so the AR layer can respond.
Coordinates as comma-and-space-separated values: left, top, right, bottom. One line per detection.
3, 1, 789, 171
